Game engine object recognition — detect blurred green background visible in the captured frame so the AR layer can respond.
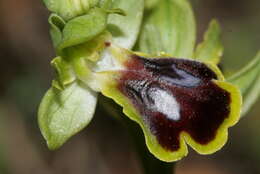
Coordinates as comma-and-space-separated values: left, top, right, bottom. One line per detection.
0, 0, 260, 174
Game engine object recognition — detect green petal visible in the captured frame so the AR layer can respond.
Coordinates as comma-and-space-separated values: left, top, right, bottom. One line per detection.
194, 19, 224, 65
48, 14, 66, 49
38, 81, 97, 150
138, 0, 196, 58
228, 51, 260, 116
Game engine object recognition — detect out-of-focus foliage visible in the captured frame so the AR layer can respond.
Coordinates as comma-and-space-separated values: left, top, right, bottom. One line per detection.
0, 104, 8, 174
228, 52, 260, 116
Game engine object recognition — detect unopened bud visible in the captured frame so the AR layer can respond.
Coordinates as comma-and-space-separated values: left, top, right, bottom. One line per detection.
43, 0, 99, 20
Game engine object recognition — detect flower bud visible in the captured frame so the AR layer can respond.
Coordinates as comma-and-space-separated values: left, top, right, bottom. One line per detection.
43, 0, 99, 20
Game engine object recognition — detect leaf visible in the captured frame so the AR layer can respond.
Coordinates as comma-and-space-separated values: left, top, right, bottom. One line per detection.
138, 0, 196, 58
194, 20, 223, 65
228, 51, 260, 116
107, 0, 144, 49
58, 8, 107, 51
38, 81, 97, 150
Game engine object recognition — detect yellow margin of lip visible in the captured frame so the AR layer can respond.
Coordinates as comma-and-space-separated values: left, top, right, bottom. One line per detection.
183, 80, 242, 154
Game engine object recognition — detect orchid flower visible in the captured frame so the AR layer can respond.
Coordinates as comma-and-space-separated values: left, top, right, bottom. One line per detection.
38, 0, 260, 163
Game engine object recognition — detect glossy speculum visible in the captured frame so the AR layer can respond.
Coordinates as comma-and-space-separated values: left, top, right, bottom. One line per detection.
118, 55, 231, 151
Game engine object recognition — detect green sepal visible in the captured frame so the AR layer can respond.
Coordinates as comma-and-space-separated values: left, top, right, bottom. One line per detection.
228, 51, 260, 116
194, 19, 223, 64
38, 81, 97, 150
51, 56, 76, 89
107, 0, 144, 49
138, 0, 196, 58
58, 8, 108, 53
48, 14, 66, 49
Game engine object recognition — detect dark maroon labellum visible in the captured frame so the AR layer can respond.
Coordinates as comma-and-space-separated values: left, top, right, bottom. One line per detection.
118, 55, 231, 151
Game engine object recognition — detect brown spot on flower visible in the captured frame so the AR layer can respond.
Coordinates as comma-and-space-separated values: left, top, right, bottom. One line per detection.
105, 41, 111, 47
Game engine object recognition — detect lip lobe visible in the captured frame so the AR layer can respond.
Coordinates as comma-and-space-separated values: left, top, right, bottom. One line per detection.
117, 55, 230, 151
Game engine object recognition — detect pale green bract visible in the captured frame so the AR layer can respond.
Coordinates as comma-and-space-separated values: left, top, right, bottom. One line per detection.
138, 0, 196, 58
38, 82, 97, 150
228, 52, 260, 116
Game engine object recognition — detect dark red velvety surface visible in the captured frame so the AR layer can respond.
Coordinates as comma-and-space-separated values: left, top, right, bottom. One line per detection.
117, 55, 231, 151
